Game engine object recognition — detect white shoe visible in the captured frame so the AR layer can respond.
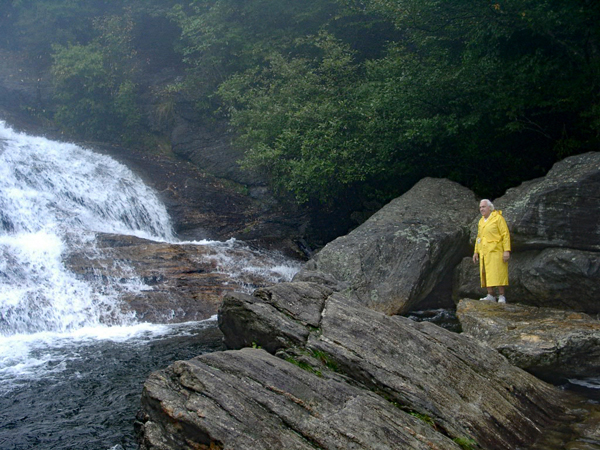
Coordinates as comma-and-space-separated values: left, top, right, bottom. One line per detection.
498, 295, 506, 303
480, 294, 495, 302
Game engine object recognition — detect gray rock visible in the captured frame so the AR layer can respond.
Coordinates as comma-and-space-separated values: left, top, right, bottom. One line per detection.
300, 178, 479, 315
493, 152, 600, 252
454, 248, 600, 314
138, 347, 464, 450
89, 143, 308, 254
217, 291, 311, 353
456, 299, 600, 381
209, 283, 583, 450
171, 119, 265, 187
217, 282, 332, 352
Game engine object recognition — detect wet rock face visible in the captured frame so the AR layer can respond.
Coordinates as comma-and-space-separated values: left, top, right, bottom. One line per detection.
300, 178, 479, 315
171, 119, 264, 188
136, 280, 589, 450
89, 144, 308, 257
65, 233, 295, 323
457, 299, 600, 382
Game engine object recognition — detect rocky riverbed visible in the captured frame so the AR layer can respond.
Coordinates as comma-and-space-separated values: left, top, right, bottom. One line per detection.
136, 152, 600, 449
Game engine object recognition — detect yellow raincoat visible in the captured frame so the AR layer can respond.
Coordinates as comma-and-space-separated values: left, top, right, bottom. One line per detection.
474, 210, 511, 287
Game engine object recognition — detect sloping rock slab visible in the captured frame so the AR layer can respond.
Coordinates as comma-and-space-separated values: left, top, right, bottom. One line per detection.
215, 283, 584, 450
300, 178, 478, 315
456, 299, 600, 381
493, 151, 600, 252
453, 248, 600, 314
65, 233, 295, 323
137, 348, 462, 450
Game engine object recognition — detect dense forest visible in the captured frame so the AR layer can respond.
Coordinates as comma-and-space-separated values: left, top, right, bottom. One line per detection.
1, 0, 599, 214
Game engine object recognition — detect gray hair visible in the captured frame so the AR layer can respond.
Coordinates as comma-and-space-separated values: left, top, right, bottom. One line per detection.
481, 199, 495, 211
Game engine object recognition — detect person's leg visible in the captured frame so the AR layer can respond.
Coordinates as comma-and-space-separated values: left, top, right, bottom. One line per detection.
498, 286, 506, 303
479, 260, 495, 301
480, 273, 495, 301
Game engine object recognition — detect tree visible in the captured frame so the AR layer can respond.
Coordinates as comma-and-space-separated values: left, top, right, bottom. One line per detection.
50, 11, 141, 142
219, 32, 374, 204
220, 0, 600, 204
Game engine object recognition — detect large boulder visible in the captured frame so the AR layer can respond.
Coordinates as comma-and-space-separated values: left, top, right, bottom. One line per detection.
456, 299, 600, 381
493, 151, 600, 252
135, 282, 600, 450
454, 249, 600, 314
137, 348, 463, 450
299, 178, 478, 315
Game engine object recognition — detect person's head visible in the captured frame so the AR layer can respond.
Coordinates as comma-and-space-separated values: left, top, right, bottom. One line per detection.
479, 199, 494, 218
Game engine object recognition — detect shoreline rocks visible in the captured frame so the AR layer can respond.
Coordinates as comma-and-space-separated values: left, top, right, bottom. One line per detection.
65, 233, 300, 323
135, 152, 600, 450
136, 280, 595, 450
457, 299, 600, 382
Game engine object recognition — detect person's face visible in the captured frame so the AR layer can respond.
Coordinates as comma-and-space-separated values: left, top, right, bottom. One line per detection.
479, 201, 492, 218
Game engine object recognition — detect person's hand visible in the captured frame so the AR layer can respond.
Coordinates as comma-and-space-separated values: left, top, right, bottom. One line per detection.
473, 253, 479, 263
503, 251, 510, 262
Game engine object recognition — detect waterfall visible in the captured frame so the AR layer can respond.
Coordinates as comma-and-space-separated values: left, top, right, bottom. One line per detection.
0, 121, 302, 446
0, 121, 175, 336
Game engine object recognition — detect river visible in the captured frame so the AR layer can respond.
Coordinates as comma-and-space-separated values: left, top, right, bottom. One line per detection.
0, 121, 300, 449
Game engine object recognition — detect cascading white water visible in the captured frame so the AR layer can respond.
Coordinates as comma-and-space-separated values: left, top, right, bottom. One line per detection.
0, 120, 300, 384
0, 121, 176, 336
0, 122, 301, 449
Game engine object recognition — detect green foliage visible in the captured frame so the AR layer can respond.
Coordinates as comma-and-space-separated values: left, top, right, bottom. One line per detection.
284, 356, 323, 377
453, 436, 478, 450
408, 411, 436, 427
350, 0, 600, 198
216, 0, 600, 203
50, 10, 141, 142
3, 0, 600, 210
219, 32, 380, 203
309, 348, 340, 373
4, 1, 124, 63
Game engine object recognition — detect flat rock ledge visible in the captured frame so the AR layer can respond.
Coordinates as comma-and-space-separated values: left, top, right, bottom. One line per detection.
137, 280, 599, 450
456, 299, 600, 381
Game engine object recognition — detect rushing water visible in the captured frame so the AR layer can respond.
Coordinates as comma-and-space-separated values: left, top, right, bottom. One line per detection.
2, 121, 598, 450
0, 121, 300, 449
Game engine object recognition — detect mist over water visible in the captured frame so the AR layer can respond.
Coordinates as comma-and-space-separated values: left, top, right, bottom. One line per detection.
0, 121, 300, 449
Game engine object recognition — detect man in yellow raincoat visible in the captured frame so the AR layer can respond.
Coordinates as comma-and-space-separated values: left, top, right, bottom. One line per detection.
472, 199, 511, 303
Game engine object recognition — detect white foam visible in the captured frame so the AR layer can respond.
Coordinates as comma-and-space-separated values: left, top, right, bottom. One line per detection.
0, 318, 218, 393
568, 377, 600, 389
0, 120, 300, 389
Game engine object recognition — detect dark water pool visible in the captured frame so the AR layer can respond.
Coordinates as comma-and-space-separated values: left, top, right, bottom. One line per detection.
2, 313, 598, 450
0, 322, 224, 450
